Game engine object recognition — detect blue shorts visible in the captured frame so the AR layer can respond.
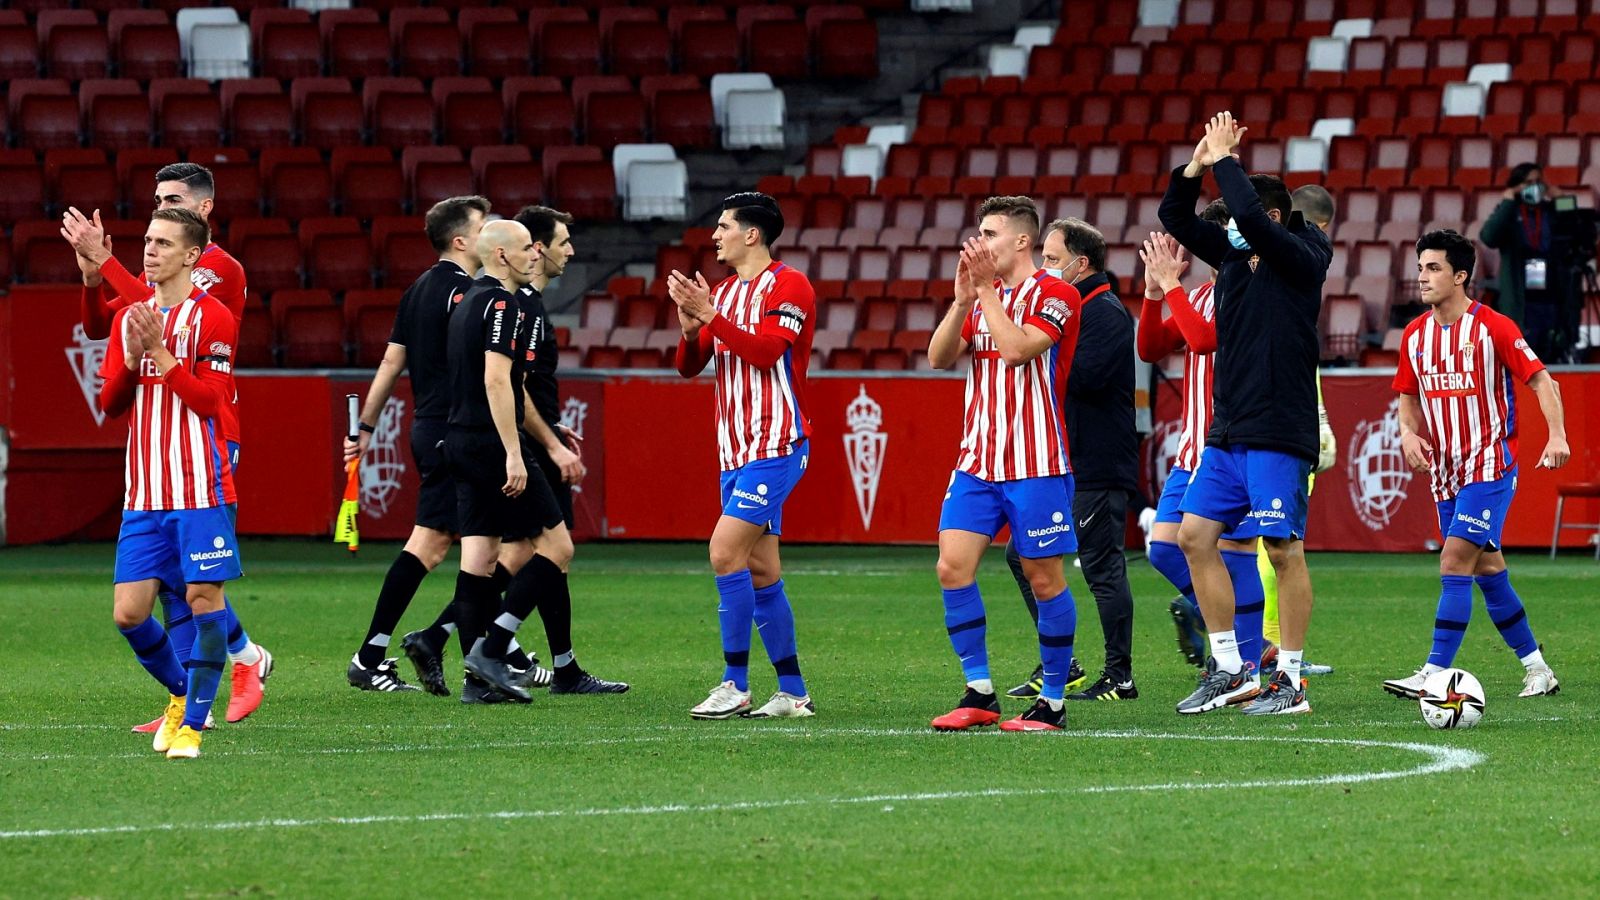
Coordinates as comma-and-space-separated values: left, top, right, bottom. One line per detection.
1437, 472, 1516, 550
719, 440, 808, 536
115, 506, 243, 587
939, 470, 1077, 558
1181, 445, 1311, 541
1157, 467, 1253, 540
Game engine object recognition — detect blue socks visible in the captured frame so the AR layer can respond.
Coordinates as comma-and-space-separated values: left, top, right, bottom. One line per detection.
1222, 550, 1265, 673
183, 609, 228, 730
224, 598, 250, 657
753, 579, 806, 696
119, 616, 188, 696
715, 570, 755, 691
161, 590, 194, 666
1035, 588, 1077, 702
1149, 540, 1192, 595
1478, 570, 1539, 658
1428, 574, 1475, 668
941, 583, 989, 684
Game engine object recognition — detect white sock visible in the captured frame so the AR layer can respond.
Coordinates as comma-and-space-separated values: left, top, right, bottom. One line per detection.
1209, 631, 1242, 673
230, 642, 262, 666
1520, 648, 1547, 671
1279, 649, 1303, 685
1421, 662, 1445, 677
967, 678, 994, 695
441, 622, 457, 635
1043, 696, 1064, 712
553, 651, 575, 668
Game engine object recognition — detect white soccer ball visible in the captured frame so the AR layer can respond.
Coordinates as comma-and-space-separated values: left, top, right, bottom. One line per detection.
1418, 668, 1486, 730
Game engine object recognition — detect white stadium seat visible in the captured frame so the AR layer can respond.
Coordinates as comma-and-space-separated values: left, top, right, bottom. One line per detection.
723, 89, 785, 150
188, 23, 251, 81
623, 160, 688, 221
174, 8, 239, 58
611, 144, 678, 197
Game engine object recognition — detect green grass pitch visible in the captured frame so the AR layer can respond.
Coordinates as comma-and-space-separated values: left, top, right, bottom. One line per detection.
1, 541, 1596, 897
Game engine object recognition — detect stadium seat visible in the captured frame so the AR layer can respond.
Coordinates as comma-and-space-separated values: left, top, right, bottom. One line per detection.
678, 20, 740, 78
15, 90, 79, 150
723, 89, 785, 150
610, 20, 671, 78
188, 23, 250, 80
11, 219, 80, 283
81, 81, 150, 153
412, 159, 474, 213
46, 24, 109, 80
650, 88, 715, 149
0, 21, 37, 81
463, 9, 527, 79
265, 161, 332, 220
307, 231, 374, 293
329, 21, 390, 78
506, 76, 576, 147
397, 22, 461, 79
553, 160, 617, 222
258, 18, 321, 80
0, 151, 46, 222
541, 20, 601, 77
345, 289, 403, 367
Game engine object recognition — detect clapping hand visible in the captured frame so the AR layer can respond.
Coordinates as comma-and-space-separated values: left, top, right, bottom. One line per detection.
1191, 111, 1246, 168
666, 269, 715, 329
960, 238, 998, 287
1139, 232, 1188, 295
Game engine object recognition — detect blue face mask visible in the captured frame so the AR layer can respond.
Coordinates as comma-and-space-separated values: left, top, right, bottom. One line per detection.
1044, 267, 1065, 280
1226, 217, 1250, 251
1521, 182, 1545, 204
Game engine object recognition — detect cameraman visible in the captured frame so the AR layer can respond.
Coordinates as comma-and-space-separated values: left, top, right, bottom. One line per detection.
1480, 163, 1585, 362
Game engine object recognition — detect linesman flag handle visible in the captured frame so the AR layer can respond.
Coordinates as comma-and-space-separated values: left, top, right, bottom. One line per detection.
335, 393, 361, 554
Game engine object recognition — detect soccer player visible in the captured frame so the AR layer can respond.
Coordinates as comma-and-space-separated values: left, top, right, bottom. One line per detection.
344, 196, 489, 693
669, 192, 817, 721
99, 208, 241, 759
61, 162, 272, 729
1158, 112, 1331, 715
1381, 229, 1566, 699
1137, 217, 1268, 680
439, 219, 574, 704
925, 196, 1083, 732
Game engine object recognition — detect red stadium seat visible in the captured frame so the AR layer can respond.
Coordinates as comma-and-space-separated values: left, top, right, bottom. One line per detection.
336, 161, 406, 220
817, 19, 877, 78
158, 93, 222, 152
650, 88, 715, 149
298, 215, 363, 254
542, 145, 603, 188
240, 234, 303, 294
475, 155, 544, 216
506, 77, 576, 147
279, 307, 348, 367
225, 83, 292, 152
346, 289, 404, 367
464, 9, 527, 79
12, 219, 81, 283
585, 91, 646, 148
748, 19, 809, 79
266, 162, 333, 220
610, 20, 671, 77
0, 153, 46, 222
0, 22, 37, 81
80, 81, 150, 153
527, 7, 587, 44
236, 308, 275, 367
307, 232, 374, 293
678, 20, 739, 78
16, 91, 79, 150
397, 22, 461, 79
412, 159, 474, 212
372, 92, 435, 147
553, 160, 616, 221
541, 21, 601, 77
329, 21, 390, 79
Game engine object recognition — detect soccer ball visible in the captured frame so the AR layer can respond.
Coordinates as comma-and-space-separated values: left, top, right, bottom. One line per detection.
1418, 668, 1486, 730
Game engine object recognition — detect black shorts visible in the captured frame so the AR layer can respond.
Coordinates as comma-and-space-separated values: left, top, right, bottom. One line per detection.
531, 442, 575, 529
444, 429, 564, 540
411, 417, 456, 534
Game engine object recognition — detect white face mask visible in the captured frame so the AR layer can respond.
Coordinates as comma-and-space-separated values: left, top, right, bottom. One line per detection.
1044, 267, 1065, 281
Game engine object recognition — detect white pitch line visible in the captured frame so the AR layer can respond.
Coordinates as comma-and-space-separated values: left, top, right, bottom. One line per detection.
0, 731, 1484, 841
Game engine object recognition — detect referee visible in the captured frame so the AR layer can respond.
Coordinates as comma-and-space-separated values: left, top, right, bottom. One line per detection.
1006, 217, 1141, 702
509, 204, 627, 694
345, 195, 488, 693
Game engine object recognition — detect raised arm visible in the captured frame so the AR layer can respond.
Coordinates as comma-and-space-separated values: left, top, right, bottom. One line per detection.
965, 239, 1057, 367
929, 256, 976, 369
98, 309, 140, 418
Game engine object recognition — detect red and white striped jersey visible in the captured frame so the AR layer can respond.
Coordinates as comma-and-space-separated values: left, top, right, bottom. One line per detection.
100, 291, 239, 511
699, 261, 816, 470
1392, 301, 1545, 501
1174, 282, 1217, 473
955, 271, 1081, 482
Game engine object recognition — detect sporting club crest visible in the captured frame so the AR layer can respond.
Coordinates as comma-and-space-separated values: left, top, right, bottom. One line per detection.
65, 324, 109, 426
360, 397, 407, 516
843, 385, 887, 530
1347, 398, 1414, 531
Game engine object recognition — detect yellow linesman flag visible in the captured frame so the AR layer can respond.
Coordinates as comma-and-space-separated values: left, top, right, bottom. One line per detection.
334, 457, 360, 553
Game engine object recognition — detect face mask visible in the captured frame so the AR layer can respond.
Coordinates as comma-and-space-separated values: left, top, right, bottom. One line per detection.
1044, 267, 1065, 281
1520, 182, 1545, 204
1226, 217, 1251, 251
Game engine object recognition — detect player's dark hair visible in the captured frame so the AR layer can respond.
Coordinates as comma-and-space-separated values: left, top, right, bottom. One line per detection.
1199, 199, 1231, 227
1416, 229, 1476, 282
1052, 216, 1107, 271
1248, 174, 1293, 221
514, 205, 575, 249
153, 162, 215, 200
722, 192, 784, 246
424, 195, 491, 253
1506, 162, 1540, 188
977, 195, 1040, 240
1291, 184, 1335, 228
152, 207, 209, 250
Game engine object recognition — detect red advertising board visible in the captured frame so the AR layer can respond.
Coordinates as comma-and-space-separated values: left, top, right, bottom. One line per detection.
3, 281, 1597, 551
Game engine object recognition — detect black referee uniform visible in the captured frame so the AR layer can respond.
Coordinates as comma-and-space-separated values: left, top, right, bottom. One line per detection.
444, 275, 564, 541
391, 259, 473, 534
518, 283, 573, 526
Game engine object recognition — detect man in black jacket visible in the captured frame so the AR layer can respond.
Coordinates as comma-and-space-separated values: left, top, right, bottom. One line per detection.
1159, 112, 1331, 716
1005, 217, 1140, 702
